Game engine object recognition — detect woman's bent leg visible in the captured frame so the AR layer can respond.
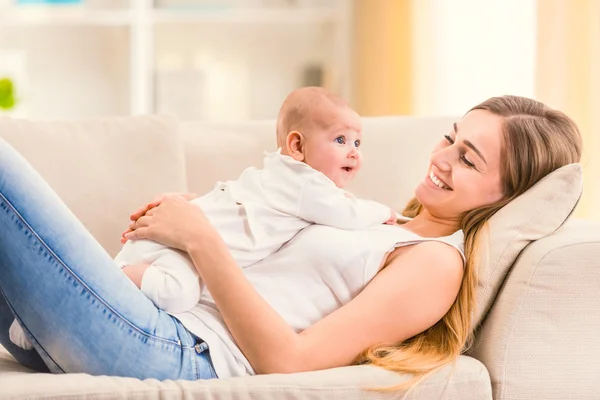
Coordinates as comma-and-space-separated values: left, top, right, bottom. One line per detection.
0, 137, 216, 380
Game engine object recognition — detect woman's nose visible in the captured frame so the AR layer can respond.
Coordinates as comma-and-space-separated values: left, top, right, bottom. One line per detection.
430, 147, 452, 171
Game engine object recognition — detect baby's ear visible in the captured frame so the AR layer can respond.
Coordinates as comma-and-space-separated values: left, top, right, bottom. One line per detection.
285, 131, 305, 161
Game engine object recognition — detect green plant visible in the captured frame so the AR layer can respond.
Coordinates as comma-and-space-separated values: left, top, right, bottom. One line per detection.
0, 78, 17, 110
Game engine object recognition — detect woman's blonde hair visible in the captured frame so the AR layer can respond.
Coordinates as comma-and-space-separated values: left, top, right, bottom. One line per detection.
355, 95, 583, 391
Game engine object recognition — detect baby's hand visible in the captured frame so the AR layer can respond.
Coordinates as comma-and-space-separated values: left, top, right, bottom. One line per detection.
384, 209, 397, 225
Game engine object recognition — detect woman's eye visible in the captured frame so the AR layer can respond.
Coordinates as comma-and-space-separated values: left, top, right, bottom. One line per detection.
460, 155, 475, 168
443, 133, 476, 169
354, 140, 361, 148
335, 136, 345, 144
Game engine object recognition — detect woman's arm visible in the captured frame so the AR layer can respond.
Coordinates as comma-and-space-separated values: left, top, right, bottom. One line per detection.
126, 198, 463, 373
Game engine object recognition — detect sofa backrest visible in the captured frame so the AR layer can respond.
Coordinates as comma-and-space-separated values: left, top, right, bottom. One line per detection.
180, 116, 457, 212
0, 115, 187, 257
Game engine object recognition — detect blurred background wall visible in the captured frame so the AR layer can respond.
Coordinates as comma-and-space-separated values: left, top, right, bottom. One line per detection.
0, 0, 598, 219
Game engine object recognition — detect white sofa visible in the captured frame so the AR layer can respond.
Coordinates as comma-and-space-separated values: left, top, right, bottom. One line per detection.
0, 115, 598, 400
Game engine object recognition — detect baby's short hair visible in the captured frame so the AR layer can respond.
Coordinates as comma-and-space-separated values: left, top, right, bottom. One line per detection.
276, 87, 349, 148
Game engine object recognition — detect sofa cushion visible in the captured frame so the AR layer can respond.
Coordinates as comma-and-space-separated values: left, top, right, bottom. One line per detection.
181, 121, 274, 197
473, 163, 583, 329
0, 115, 187, 257
0, 347, 492, 400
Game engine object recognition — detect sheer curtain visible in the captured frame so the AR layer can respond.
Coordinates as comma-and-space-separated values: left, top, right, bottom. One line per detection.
536, 0, 600, 220
410, 0, 537, 116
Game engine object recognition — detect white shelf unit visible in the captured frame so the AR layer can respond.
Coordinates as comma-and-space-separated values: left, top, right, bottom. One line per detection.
0, 0, 353, 120
151, 7, 337, 24
0, 9, 133, 26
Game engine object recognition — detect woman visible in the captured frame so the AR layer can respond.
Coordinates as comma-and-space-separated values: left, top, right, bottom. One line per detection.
0, 96, 582, 387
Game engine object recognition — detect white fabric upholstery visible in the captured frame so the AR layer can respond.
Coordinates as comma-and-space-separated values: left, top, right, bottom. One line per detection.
468, 219, 600, 399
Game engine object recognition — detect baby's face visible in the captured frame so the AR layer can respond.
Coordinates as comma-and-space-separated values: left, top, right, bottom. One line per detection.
303, 106, 362, 188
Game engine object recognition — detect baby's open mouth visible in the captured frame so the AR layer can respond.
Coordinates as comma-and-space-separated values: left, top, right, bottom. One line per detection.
342, 167, 353, 172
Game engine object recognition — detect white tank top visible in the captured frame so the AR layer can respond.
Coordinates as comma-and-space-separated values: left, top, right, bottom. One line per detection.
172, 221, 465, 378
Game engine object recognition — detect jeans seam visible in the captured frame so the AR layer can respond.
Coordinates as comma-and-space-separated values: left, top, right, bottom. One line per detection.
1, 193, 181, 347
192, 347, 199, 380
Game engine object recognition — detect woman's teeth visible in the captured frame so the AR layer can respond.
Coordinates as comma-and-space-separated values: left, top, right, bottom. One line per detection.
429, 171, 449, 190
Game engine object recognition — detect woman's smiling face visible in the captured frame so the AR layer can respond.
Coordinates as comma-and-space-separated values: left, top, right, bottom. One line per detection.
414, 109, 505, 220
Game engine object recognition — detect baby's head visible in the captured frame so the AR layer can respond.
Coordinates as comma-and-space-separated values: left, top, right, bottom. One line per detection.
276, 87, 362, 189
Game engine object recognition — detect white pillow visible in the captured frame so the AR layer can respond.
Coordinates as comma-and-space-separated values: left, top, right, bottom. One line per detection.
473, 163, 583, 329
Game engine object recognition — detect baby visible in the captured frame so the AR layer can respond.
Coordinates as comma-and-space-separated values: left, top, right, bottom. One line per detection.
9, 87, 395, 350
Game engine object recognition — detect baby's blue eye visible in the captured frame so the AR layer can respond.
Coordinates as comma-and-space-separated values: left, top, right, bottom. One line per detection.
335, 136, 345, 144
354, 140, 361, 148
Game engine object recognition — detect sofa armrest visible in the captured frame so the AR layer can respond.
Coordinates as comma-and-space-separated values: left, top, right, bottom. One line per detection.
468, 218, 600, 400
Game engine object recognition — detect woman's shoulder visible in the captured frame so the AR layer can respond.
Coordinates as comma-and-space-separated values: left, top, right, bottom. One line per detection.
433, 229, 465, 263
378, 226, 465, 271
413, 240, 464, 265
385, 239, 464, 277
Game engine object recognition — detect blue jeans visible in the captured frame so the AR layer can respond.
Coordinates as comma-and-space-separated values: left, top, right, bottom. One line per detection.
0, 137, 217, 380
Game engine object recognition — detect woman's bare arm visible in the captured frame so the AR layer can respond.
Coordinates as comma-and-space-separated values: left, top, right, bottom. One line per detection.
186, 237, 464, 374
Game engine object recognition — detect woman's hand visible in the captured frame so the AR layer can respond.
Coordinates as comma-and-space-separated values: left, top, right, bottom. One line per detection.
121, 192, 198, 244
124, 196, 216, 253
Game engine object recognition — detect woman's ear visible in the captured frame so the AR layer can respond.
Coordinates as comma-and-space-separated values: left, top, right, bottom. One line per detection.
286, 131, 305, 161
